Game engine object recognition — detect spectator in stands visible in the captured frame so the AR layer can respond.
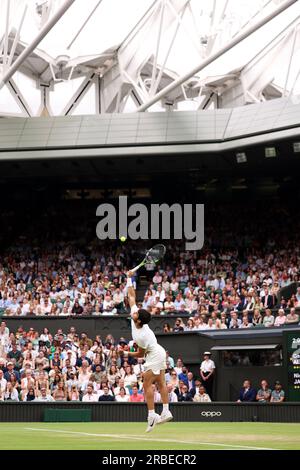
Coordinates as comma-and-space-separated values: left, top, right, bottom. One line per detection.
166, 351, 175, 368
193, 385, 211, 402
174, 295, 187, 314
240, 316, 252, 329
0, 370, 7, 394
133, 358, 145, 382
129, 385, 144, 402
174, 358, 184, 375
162, 296, 175, 314
153, 271, 162, 285
184, 318, 195, 331
178, 366, 189, 385
168, 370, 179, 389
0, 321, 9, 337
52, 381, 67, 401
113, 287, 125, 314
173, 318, 185, 333
123, 365, 137, 389
113, 378, 129, 397
4, 381, 19, 401
92, 364, 106, 383
220, 312, 228, 329
206, 318, 216, 330
4, 361, 20, 383
261, 287, 276, 309
163, 323, 173, 333
25, 387, 36, 402
191, 378, 202, 399
252, 309, 263, 327
35, 351, 50, 370
256, 379, 272, 403
270, 381, 285, 403
150, 296, 164, 315
35, 387, 54, 402
98, 385, 115, 402
186, 372, 195, 392
78, 360, 92, 388
107, 365, 120, 387
20, 370, 35, 397
263, 309, 275, 328
166, 383, 178, 403
50, 373, 62, 393
237, 379, 256, 402
229, 311, 241, 329
215, 318, 227, 330
82, 384, 98, 402
245, 295, 255, 312
7, 343, 22, 370
36, 372, 50, 395
176, 383, 193, 402
50, 352, 61, 370
152, 384, 161, 403
193, 316, 207, 330
274, 309, 286, 327
296, 287, 300, 305
72, 301, 83, 316
286, 308, 299, 325
68, 385, 80, 401
80, 333, 93, 350
115, 387, 130, 402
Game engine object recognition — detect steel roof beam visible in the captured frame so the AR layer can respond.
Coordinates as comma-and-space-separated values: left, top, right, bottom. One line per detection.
0, 0, 76, 90
136, 0, 298, 112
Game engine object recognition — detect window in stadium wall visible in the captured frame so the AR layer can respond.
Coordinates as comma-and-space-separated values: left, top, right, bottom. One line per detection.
222, 349, 282, 367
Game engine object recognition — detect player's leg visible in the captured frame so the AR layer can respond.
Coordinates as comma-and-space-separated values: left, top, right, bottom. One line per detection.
143, 369, 161, 432
155, 370, 173, 424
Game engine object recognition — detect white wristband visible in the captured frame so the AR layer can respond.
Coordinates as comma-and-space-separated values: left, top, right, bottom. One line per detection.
126, 278, 133, 288
123, 351, 129, 358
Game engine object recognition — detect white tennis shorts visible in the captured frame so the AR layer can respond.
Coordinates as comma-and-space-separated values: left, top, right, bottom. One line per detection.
144, 344, 167, 375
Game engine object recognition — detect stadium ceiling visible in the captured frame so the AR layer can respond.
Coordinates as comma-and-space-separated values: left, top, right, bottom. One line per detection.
0, 0, 300, 117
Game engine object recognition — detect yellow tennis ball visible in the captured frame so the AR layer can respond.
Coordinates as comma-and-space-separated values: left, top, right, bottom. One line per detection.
120, 236, 126, 242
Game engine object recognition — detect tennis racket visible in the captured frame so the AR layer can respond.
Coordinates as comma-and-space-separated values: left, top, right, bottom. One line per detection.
131, 244, 166, 273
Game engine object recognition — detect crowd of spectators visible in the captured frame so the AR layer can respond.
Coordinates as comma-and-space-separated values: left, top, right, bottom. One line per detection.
1, 203, 300, 333
161, 306, 299, 332
0, 241, 132, 317
1, 242, 300, 329
237, 379, 285, 403
0, 322, 211, 403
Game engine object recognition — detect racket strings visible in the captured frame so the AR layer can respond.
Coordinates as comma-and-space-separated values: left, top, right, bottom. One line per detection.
145, 244, 166, 264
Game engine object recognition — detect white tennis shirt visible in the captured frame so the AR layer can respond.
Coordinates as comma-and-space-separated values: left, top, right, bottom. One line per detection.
131, 305, 158, 353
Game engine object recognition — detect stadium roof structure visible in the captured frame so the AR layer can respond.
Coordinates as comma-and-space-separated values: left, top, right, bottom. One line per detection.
0, 0, 300, 117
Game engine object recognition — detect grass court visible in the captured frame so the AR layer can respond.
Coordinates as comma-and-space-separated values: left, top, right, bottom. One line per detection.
0, 422, 299, 450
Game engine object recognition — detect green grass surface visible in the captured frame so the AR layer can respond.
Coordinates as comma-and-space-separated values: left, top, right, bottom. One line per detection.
0, 422, 300, 450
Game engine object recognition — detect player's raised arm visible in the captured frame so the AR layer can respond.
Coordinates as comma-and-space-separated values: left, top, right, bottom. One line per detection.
126, 270, 136, 310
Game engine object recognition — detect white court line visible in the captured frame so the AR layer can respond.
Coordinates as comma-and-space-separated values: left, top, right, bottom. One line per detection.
24, 427, 274, 450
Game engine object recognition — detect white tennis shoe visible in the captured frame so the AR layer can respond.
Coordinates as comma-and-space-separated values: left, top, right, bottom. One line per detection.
145, 413, 161, 433
158, 410, 173, 424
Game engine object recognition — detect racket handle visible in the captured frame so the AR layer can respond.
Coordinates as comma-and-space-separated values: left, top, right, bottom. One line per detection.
131, 263, 143, 274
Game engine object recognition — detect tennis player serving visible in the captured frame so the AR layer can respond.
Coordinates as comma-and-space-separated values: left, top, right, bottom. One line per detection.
121, 246, 173, 432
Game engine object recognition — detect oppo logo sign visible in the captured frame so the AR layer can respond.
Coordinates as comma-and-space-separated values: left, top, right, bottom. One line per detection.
201, 411, 222, 417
